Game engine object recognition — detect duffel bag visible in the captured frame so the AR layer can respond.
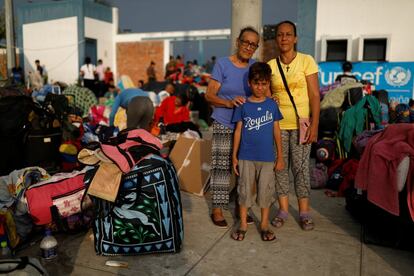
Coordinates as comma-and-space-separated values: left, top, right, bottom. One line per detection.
25, 168, 87, 225
87, 154, 184, 256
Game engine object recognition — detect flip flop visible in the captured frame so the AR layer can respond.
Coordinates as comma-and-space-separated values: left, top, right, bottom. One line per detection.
261, 229, 276, 242
271, 216, 286, 228
300, 217, 315, 231
231, 229, 247, 241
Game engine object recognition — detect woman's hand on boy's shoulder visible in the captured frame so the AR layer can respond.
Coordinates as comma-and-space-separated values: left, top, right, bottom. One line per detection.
228, 96, 246, 108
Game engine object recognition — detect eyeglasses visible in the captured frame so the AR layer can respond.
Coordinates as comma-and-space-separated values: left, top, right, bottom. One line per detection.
239, 39, 259, 50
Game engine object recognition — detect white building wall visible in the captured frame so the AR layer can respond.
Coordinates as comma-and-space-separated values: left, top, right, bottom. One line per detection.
315, 0, 414, 62
22, 17, 79, 84
85, 17, 114, 71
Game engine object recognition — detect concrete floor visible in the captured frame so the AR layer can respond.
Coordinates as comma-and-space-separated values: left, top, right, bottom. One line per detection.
18, 190, 414, 276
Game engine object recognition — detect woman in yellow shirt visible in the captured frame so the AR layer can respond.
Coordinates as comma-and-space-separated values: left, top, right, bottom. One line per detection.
267, 21, 320, 231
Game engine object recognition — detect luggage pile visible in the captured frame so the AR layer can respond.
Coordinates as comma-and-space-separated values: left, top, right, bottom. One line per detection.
313, 79, 414, 251
0, 85, 184, 258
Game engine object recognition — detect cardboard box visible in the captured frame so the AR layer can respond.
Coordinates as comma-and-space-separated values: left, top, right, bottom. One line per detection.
169, 136, 212, 196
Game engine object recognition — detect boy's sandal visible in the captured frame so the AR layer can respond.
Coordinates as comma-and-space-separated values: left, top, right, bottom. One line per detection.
271, 216, 286, 228
261, 229, 277, 242
235, 214, 255, 225
231, 229, 247, 241
300, 217, 315, 231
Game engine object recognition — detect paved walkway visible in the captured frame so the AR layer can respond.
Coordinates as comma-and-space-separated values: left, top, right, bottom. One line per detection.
19, 190, 414, 275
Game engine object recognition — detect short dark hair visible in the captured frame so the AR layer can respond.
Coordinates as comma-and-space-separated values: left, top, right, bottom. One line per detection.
276, 20, 297, 36
238, 26, 259, 40
35, 59, 40, 63
248, 62, 272, 82
409, 98, 414, 108
85, 57, 91, 64
342, 61, 353, 72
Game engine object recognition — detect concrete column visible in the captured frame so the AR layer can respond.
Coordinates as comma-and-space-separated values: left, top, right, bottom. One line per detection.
5, 0, 16, 77
198, 39, 204, 65
112, 7, 119, 82
297, 0, 317, 56
231, 0, 262, 59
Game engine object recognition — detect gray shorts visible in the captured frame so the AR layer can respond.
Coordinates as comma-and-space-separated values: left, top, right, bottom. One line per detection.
237, 160, 275, 208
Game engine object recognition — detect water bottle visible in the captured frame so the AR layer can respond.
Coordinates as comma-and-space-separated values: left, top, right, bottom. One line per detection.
0, 241, 11, 259
40, 229, 58, 260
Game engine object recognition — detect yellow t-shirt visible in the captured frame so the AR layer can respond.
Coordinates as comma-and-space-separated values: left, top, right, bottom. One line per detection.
268, 52, 318, 130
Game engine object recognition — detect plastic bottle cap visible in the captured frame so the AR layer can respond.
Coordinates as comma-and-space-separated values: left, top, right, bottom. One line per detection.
1, 241, 7, 248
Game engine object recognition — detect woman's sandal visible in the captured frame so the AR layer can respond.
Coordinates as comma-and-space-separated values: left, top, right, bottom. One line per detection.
271, 216, 286, 228
231, 229, 247, 241
260, 229, 276, 242
300, 217, 315, 231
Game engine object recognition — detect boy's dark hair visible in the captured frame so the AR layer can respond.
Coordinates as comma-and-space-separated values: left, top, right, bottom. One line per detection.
342, 61, 353, 72
238, 26, 259, 39
85, 57, 91, 64
248, 62, 272, 82
409, 99, 414, 108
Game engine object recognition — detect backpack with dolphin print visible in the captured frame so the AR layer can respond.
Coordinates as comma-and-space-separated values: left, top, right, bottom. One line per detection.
80, 129, 184, 255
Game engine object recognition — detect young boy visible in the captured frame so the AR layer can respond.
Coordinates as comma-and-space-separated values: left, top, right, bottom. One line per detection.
231, 62, 284, 242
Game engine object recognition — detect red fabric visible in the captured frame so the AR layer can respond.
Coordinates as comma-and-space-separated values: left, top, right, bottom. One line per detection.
154, 96, 190, 125
90, 105, 109, 126
338, 159, 359, 196
355, 124, 414, 220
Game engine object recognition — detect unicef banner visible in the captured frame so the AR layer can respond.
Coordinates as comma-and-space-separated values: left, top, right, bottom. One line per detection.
318, 62, 414, 103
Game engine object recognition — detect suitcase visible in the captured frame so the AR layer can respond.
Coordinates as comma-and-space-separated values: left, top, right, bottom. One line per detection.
24, 128, 62, 173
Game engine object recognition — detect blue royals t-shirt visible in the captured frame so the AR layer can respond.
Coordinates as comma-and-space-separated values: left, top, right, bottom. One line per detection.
232, 98, 283, 162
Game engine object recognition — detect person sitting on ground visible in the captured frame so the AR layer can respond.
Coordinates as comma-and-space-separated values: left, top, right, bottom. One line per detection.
104, 84, 120, 99
335, 61, 358, 84
154, 91, 190, 126
109, 88, 149, 126
231, 62, 284, 242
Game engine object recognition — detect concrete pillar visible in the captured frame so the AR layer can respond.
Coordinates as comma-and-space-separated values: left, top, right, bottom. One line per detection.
5, 0, 16, 77
297, 0, 317, 56
198, 40, 204, 65
231, 0, 262, 59
112, 7, 119, 82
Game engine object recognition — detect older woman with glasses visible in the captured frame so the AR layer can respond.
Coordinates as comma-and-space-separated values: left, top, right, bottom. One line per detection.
206, 26, 260, 228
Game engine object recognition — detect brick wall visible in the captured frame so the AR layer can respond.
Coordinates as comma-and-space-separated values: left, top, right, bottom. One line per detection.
0, 53, 7, 80
0, 51, 21, 81
116, 41, 165, 87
